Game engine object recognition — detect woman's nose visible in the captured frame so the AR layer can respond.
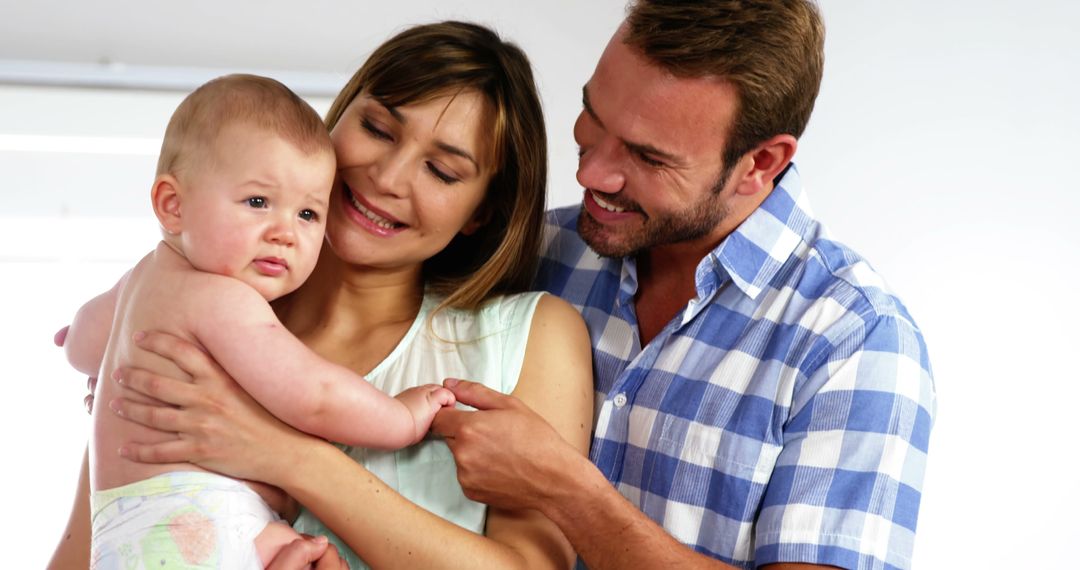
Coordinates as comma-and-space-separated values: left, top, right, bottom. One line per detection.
370, 149, 412, 199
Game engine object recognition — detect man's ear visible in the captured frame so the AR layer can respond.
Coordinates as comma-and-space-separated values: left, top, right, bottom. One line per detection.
733, 134, 798, 197
151, 174, 183, 234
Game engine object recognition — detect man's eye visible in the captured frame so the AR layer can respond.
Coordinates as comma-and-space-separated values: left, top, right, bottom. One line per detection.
247, 196, 267, 208
299, 209, 318, 222
637, 152, 665, 168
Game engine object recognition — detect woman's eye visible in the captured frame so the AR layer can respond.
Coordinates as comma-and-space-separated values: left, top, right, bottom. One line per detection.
299, 209, 318, 222
361, 118, 393, 141
246, 196, 268, 208
426, 163, 459, 185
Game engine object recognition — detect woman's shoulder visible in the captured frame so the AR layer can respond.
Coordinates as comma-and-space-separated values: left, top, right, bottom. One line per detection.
528, 293, 583, 326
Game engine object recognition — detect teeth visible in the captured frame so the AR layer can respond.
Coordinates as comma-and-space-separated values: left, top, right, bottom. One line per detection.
348, 191, 400, 229
591, 191, 625, 213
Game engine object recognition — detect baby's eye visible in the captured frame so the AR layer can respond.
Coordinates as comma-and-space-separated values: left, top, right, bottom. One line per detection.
246, 196, 268, 208
299, 209, 318, 222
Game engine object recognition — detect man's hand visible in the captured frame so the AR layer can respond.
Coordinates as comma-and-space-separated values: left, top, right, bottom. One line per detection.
430, 378, 581, 511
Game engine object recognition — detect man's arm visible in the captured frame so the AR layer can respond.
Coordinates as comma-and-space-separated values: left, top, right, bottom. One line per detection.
434, 377, 838, 570
436, 378, 724, 569
543, 453, 841, 570
437, 381, 840, 570
189, 277, 448, 449
548, 314, 931, 570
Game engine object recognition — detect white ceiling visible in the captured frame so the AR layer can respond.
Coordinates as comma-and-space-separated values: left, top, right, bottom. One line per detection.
0, 0, 626, 95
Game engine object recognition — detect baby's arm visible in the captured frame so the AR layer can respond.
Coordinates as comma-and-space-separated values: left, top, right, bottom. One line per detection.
190, 279, 453, 449
64, 272, 128, 376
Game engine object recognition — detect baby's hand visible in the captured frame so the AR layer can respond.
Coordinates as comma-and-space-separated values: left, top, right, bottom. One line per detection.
54, 325, 70, 347
395, 384, 457, 443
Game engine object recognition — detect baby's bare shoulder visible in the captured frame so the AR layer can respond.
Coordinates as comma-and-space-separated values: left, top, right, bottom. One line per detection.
183, 271, 267, 311
122, 263, 268, 330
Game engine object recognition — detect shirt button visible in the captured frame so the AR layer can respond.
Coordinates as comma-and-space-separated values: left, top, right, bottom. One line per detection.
613, 393, 628, 408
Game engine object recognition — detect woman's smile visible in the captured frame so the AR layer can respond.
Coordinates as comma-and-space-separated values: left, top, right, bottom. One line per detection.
324, 90, 492, 268
340, 182, 408, 237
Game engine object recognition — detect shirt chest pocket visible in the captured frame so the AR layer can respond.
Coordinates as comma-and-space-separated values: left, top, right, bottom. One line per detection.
629, 405, 781, 519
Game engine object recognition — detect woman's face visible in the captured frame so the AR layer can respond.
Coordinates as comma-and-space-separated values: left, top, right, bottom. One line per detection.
323, 90, 493, 273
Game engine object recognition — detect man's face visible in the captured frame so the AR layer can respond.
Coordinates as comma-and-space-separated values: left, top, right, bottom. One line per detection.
573, 31, 741, 259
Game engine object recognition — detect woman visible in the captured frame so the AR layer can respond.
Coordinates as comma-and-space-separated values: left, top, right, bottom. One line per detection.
51, 21, 592, 570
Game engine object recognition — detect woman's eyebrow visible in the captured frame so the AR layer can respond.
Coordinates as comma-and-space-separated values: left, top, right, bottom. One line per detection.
383, 102, 479, 170
383, 103, 406, 123
435, 142, 479, 170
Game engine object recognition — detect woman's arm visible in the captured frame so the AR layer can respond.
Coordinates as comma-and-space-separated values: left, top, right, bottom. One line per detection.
112, 295, 593, 569
47, 447, 91, 570
480, 295, 594, 566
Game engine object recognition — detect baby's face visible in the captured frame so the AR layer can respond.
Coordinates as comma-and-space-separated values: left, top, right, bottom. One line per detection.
178, 125, 335, 300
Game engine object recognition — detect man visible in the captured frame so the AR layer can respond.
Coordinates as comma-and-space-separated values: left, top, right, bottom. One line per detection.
432, 1, 936, 569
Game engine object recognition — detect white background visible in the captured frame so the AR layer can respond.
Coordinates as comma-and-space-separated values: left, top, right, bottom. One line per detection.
2, 1, 1078, 568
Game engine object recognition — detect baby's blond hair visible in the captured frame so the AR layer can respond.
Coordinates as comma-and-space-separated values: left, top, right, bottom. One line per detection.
156, 74, 332, 178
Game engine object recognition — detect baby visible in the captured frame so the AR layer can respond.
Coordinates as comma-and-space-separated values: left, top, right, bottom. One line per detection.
62, 74, 455, 568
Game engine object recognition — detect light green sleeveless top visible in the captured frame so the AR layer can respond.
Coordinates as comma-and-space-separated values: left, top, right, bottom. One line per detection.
293, 291, 545, 570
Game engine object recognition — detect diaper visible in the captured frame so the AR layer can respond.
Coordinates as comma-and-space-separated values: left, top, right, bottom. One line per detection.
90, 471, 280, 569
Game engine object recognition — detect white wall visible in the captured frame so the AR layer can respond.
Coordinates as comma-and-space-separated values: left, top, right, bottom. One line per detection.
1, 1, 1076, 567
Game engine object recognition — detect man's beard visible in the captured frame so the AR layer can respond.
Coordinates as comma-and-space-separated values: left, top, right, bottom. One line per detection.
578, 166, 733, 259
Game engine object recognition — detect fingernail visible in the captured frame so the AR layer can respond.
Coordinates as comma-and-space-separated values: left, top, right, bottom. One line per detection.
109, 399, 123, 416
445, 378, 460, 388
117, 446, 129, 458
112, 369, 123, 383
132, 331, 146, 342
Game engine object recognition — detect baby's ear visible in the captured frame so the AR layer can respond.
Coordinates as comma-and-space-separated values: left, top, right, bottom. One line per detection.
151, 175, 183, 234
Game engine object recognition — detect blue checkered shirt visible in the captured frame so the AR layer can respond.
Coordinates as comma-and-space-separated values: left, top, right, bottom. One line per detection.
536, 165, 935, 570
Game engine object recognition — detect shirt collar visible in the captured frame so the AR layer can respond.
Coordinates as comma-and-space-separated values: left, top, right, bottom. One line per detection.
614, 163, 818, 303
703, 163, 818, 300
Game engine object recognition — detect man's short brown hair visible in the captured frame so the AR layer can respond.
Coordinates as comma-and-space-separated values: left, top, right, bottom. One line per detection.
625, 0, 825, 167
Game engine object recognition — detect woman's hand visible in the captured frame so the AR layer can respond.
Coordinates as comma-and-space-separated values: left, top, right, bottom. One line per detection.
55, 324, 98, 415
109, 330, 317, 485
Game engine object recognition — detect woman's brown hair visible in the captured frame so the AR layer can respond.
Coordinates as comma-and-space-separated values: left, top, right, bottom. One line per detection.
326, 21, 547, 311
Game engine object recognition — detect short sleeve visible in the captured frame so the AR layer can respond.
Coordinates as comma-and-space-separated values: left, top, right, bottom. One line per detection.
754, 312, 936, 569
